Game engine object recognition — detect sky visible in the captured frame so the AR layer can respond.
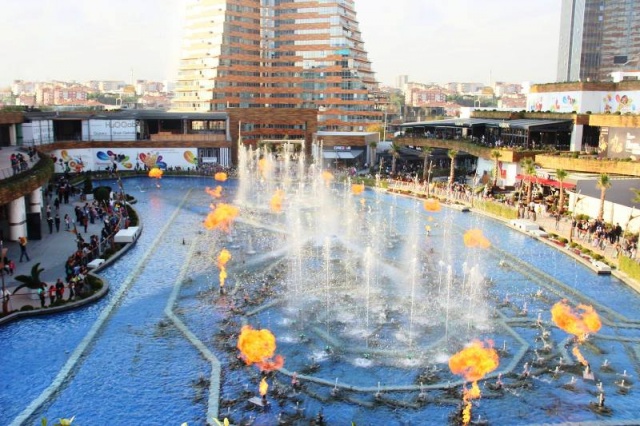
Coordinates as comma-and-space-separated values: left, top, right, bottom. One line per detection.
0, 0, 561, 88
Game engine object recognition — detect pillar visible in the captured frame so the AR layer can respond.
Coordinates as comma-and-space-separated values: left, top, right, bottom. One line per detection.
8, 196, 27, 241
29, 188, 43, 213
570, 124, 584, 152
9, 124, 17, 146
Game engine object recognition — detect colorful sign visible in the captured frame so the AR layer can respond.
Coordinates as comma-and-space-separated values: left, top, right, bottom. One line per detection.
49, 148, 198, 171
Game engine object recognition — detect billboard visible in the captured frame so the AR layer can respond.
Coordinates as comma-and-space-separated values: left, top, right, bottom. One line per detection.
49, 147, 198, 173
601, 127, 640, 160
81, 119, 136, 141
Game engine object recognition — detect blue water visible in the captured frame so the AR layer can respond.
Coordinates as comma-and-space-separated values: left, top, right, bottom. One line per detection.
0, 177, 639, 426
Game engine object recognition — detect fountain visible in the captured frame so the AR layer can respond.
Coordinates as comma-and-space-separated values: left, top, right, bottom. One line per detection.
3, 143, 640, 425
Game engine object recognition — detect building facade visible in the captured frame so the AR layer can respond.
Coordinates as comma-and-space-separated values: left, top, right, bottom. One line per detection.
557, 0, 640, 82
171, 0, 381, 132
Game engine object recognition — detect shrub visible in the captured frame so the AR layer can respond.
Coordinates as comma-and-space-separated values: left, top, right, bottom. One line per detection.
20, 305, 34, 311
620, 255, 640, 280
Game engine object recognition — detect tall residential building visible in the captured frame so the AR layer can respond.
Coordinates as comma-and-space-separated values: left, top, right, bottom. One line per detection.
171, 0, 381, 131
557, 0, 640, 82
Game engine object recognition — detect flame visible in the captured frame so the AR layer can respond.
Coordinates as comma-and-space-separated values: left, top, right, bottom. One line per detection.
351, 183, 365, 195
148, 167, 163, 179
321, 171, 334, 184
551, 300, 601, 366
214, 172, 228, 182
217, 249, 231, 288
258, 158, 270, 178
551, 300, 601, 342
425, 225, 431, 232
205, 186, 223, 198
463, 229, 491, 248
360, 198, 366, 206
423, 199, 441, 212
449, 340, 500, 426
204, 203, 240, 233
270, 189, 285, 213
259, 377, 268, 397
237, 325, 284, 372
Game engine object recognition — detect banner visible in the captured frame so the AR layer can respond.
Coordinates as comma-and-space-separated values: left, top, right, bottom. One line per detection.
48, 148, 198, 173
81, 119, 136, 141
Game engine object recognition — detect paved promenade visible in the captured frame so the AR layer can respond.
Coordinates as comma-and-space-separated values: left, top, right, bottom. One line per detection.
2, 195, 106, 312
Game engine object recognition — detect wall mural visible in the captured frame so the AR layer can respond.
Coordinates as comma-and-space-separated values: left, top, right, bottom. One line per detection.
602, 92, 637, 114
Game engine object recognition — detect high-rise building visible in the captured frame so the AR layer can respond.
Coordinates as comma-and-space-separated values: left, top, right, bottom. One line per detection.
557, 0, 640, 82
171, 0, 381, 131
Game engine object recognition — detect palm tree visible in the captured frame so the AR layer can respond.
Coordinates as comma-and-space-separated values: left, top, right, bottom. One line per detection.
368, 141, 378, 170
390, 143, 401, 175
555, 169, 568, 214
520, 157, 536, 204
447, 149, 458, 189
12, 262, 45, 295
420, 147, 432, 182
596, 173, 612, 221
490, 149, 502, 189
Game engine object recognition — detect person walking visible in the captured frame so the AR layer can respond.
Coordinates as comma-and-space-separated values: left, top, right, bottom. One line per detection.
38, 285, 46, 308
47, 216, 54, 234
64, 213, 71, 231
54, 213, 61, 232
18, 236, 29, 262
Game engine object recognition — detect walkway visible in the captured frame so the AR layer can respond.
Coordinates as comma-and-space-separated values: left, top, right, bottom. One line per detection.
2, 192, 107, 313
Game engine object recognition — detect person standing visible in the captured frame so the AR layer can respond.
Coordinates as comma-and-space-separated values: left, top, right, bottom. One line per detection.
68, 280, 75, 301
64, 213, 71, 231
18, 236, 29, 262
48, 284, 56, 305
38, 285, 46, 308
55, 278, 65, 301
47, 216, 54, 234
54, 213, 61, 232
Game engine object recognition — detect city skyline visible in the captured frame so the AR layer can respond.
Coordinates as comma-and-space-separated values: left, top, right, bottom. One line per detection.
0, 0, 561, 89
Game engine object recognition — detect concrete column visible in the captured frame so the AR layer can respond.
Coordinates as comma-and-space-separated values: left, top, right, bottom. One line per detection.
570, 124, 584, 152
8, 196, 27, 241
29, 188, 43, 214
9, 124, 17, 146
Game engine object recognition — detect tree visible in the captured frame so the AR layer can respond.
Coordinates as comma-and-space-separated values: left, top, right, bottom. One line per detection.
365, 124, 384, 142
520, 157, 536, 204
555, 169, 568, 213
12, 263, 44, 295
93, 186, 112, 205
490, 149, 502, 189
420, 147, 432, 182
390, 143, 401, 175
447, 149, 458, 189
596, 173, 612, 221
83, 174, 93, 195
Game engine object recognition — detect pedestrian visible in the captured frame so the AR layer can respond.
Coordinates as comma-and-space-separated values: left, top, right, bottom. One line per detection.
48, 284, 56, 305
18, 236, 29, 262
83, 215, 88, 233
54, 213, 61, 232
555, 211, 561, 230
38, 286, 46, 308
64, 213, 71, 230
47, 216, 54, 234
54, 197, 60, 211
55, 278, 65, 301
68, 280, 75, 301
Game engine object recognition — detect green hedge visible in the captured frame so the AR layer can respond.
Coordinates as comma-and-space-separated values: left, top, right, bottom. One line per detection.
473, 200, 518, 219
619, 255, 640, 280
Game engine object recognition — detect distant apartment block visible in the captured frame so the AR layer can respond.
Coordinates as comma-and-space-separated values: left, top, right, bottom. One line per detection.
171, 0, 381, 132
558, 0, 640, 82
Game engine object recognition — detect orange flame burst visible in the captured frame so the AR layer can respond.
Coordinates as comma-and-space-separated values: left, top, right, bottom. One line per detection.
551, 300, 601, 365
217, 249, 231, 288
258, 158, 270, 178
237, 325, 284, 372
259, 377, 269, 397
351, 183, 365, 195
463, 229, 491, 248
423, 198, 441, 212
321, 171, 334, 185
270, 189, 285, 213
148, 167, 163, 179
214, 172, 228, 182
449, 340, 500, 425
205, 186, 223, 199
204, 203, 240, 232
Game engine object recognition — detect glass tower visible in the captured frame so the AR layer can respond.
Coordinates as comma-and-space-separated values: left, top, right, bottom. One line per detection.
171, 0, 381, 131
557, 0, 640, 82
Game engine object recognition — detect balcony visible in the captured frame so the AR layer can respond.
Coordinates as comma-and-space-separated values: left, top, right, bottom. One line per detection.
0, 152, 54, 205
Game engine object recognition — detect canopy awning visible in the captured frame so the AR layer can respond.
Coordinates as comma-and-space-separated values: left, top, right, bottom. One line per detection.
322, 150, 364, 160
516, 174, 576, 189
